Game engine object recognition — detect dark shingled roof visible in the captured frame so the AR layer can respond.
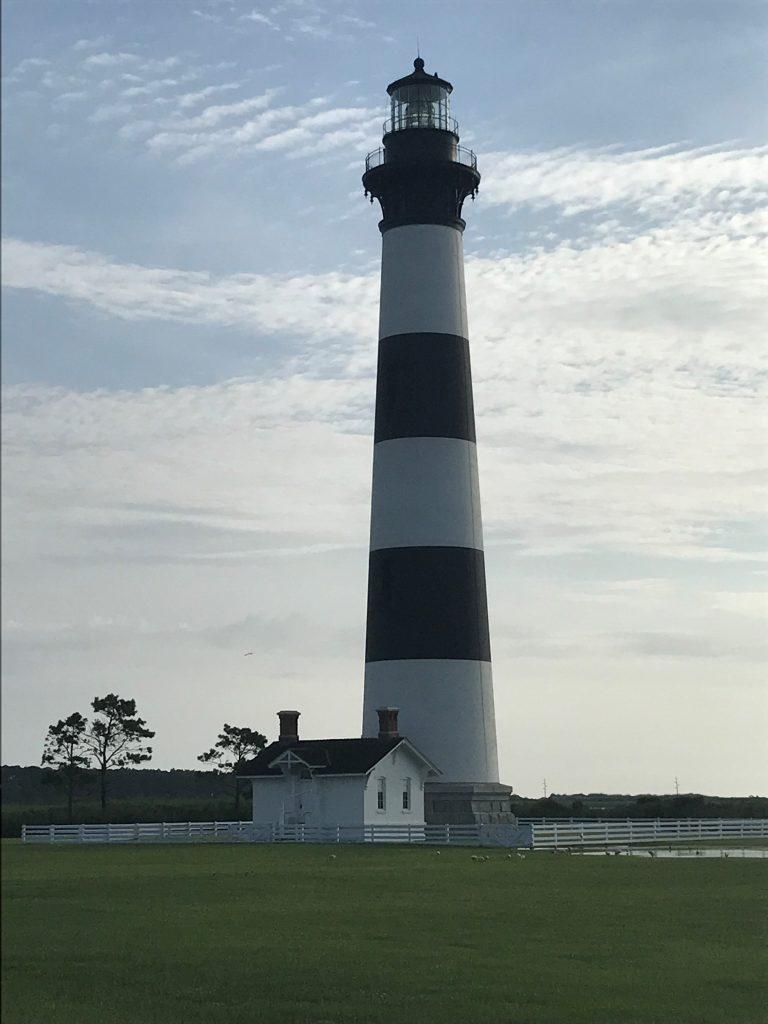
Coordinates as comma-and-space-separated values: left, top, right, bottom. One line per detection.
237, 737, 404, 778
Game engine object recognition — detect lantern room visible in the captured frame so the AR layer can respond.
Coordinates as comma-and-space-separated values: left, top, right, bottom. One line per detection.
385, 57, 456, 135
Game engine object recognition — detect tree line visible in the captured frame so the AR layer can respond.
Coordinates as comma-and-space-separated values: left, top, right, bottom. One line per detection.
42, 694, 267, 819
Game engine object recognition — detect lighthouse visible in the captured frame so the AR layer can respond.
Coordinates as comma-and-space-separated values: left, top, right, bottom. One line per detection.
361, 59, 513, 825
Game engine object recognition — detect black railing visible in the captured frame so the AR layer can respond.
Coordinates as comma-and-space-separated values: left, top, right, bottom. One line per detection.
365, 145, 477, 173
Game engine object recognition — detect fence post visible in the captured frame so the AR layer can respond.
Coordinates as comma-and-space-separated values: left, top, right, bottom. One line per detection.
79, 824, 85, 844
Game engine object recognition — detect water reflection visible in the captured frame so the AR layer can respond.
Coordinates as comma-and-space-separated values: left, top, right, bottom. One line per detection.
582, 847, 767, 859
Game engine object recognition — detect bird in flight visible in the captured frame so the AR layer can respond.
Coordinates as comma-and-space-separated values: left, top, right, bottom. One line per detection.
243, 651, 254, 656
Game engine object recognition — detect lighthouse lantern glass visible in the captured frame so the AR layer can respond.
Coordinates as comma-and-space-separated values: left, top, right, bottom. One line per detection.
390, 83, 451, 132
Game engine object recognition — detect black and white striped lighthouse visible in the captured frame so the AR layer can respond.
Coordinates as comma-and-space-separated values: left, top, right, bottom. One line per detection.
361, 59, 513, 824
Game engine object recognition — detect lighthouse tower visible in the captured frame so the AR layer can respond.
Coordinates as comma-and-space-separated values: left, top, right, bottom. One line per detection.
361, 59, 513, 824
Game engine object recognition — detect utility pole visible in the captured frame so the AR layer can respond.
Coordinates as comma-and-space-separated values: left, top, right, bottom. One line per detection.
543, 778, 548, 799
674, 776, 679, 796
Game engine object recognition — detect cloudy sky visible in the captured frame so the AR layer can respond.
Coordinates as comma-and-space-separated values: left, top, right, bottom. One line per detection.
2, 0, 767, 796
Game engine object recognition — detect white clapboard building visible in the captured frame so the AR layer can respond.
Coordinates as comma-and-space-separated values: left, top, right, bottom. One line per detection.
239, 709, 440, 829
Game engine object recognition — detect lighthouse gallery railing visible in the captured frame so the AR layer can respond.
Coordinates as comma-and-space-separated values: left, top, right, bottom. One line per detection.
365, 144, 477, 173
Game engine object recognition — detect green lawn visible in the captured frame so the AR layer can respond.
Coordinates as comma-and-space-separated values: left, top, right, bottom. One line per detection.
3, 841, 767, 1024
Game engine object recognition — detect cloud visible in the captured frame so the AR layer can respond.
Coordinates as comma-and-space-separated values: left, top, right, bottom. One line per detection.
239, 10, 279, 29
116, 119, 156, 141
145, 95, 379, 164
162, 90, 279, 131
1, 237, 377, 342
84, 52, 142, 67
121, 78, 180, 99
3, 178, 766, 565
138, 56, 182, 73
192, 9, 223, 23
482, 143, 768, 218
53, 91, 89, 107
615, 631, 767, 660
340, 14, 377, 30
176, 82, 241, 109
72, 37, 110, 52
3, 45, 376, 170
88, 102, 135, 123
5, 57, 50, 81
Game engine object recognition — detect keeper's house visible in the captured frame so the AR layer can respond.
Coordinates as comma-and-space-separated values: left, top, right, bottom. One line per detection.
238, 708, 440, 829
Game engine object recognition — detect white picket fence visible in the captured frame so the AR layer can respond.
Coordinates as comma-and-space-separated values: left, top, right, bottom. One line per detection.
525, 818, 768, 849
21, 820, 531, 847
21, 818, 768, 849
21, 821, 254, 844
249, 823, 532, 846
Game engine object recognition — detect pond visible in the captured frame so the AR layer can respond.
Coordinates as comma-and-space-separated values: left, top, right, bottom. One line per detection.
582, 847, 768, 859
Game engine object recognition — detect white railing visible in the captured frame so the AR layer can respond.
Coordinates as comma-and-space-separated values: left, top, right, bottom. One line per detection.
22, 820, 531, 847
528, 818, 768, 849
21, 818, 768, 849
252, 823, 531, 846
21, 821, 254, 844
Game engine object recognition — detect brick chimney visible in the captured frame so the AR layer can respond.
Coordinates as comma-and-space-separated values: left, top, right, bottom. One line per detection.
376, 707, 399, 739
277, 710, 300, 744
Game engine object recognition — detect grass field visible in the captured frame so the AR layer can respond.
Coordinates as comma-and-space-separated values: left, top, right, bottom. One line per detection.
3, 841, 767, 1024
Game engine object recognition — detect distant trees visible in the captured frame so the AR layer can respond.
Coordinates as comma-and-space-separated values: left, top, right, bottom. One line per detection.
42, 694, 154, 814
83, 695, 155, 809
198, 724, 267, 819
41, 713, 90, 821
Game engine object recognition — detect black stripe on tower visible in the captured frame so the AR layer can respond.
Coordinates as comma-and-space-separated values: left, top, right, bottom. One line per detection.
374, 333, 476, 443
365, 547, 491, 663
366, 322, 489, 663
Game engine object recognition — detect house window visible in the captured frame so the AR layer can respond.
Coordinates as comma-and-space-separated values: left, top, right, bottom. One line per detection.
377, 777, 386, 811
402, 778, 411, 812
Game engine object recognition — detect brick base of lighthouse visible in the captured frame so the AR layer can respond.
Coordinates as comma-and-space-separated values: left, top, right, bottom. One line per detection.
424, 782, 516, 826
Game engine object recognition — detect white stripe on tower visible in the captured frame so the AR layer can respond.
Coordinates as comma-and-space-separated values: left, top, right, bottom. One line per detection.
362, 222, 500, 784
378, 224, 468, 338
369, 437, 482, 551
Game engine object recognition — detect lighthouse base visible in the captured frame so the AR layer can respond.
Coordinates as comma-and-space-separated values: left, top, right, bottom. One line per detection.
424, 782, 516, 826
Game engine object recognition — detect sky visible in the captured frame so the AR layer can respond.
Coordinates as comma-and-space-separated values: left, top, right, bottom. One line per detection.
2, 0, 767, 797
